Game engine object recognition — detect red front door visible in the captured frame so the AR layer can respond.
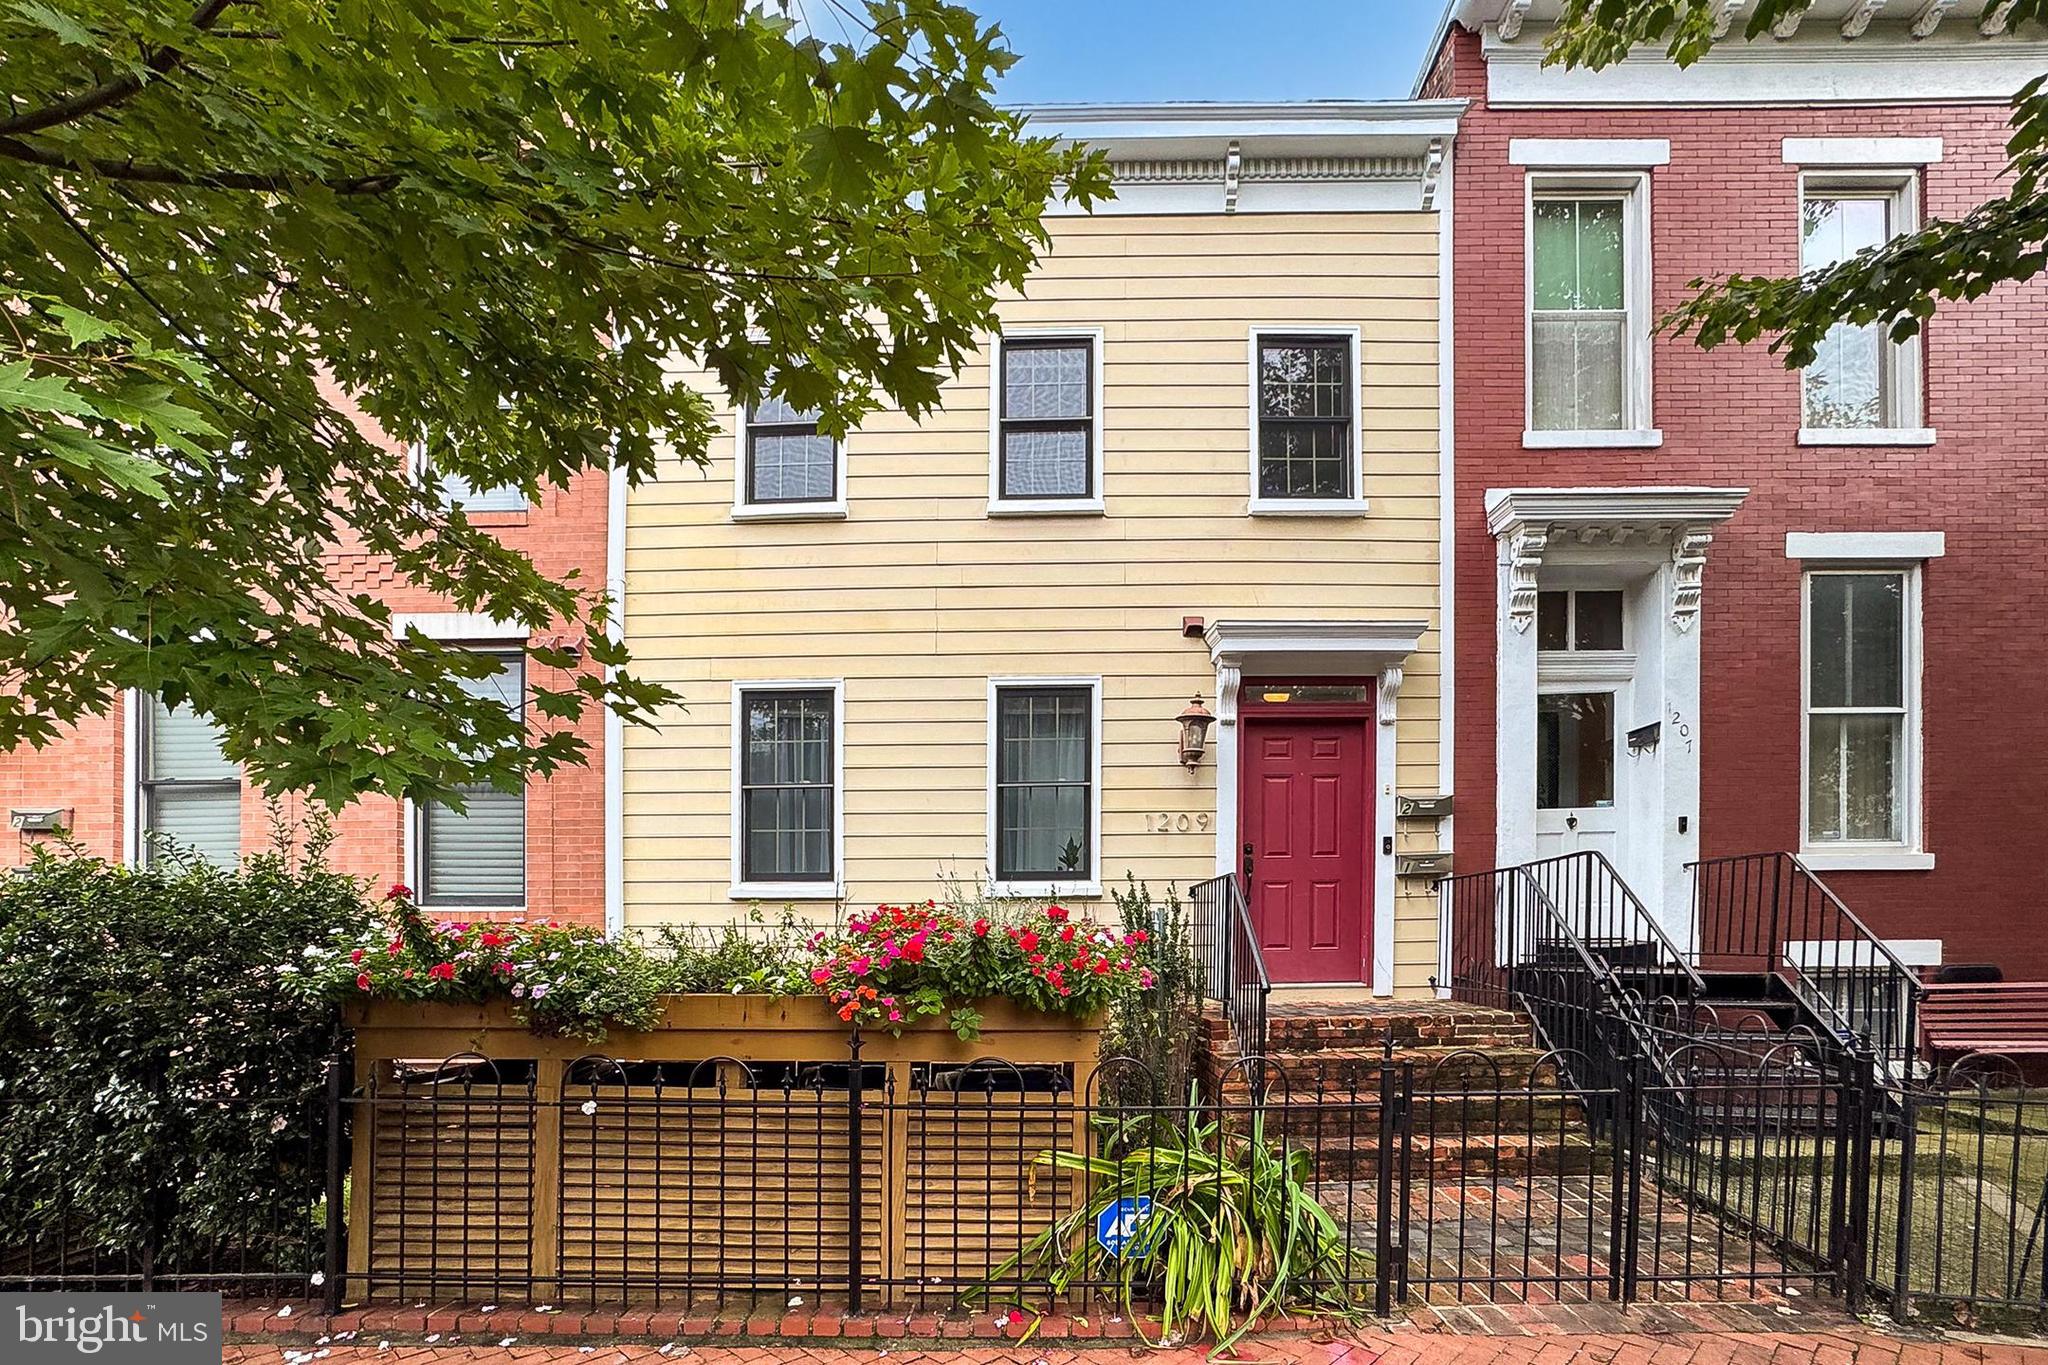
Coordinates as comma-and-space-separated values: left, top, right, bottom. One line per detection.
1240, 712, 1372, 984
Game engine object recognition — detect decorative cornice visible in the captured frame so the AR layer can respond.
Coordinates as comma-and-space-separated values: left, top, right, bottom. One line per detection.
1841, 0, 1885, 39
1713, 0, 1750, 37
1912, 0, 1960, 37
1497, 0, 1533, 41
1223, 140, 1242, 213
1421, 138, 1445, 210
1504, 528, 1548, 634
1377, 666, 1404, 727
1771, 5, 1804, 37
1669, 528, 1715, 633
1205, 618, 1431, 676
1983, 1, 2020, 35
1107, 153, 1425, 188
1484, 486, 1750, 538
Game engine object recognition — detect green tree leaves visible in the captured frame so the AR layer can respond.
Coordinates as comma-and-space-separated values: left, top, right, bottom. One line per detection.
1546, 0, 2048, 366
1, 0, 1108, 805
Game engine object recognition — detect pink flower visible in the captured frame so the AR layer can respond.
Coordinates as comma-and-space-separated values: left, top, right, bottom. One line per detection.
350, 948, 365, 964
355, 972, 372, 991
1140, 969, 1155, 989
810, 967, 832, 986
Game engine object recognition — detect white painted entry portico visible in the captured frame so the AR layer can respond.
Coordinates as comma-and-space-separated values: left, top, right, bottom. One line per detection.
1487, 488, 1748, 943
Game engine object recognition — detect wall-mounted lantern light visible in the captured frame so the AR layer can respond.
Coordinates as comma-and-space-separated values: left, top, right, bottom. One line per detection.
1176, 696, 1215, 770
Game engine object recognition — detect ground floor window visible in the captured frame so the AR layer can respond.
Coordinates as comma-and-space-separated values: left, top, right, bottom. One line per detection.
1803, 569, 1917, 849
138, 696, 240, 868
737, 685, 838, 886
991, 680, 1097, 886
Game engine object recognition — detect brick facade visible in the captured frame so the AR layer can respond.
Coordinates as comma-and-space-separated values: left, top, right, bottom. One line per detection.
1434, 25, 2048, 976
0, 389, 610, 927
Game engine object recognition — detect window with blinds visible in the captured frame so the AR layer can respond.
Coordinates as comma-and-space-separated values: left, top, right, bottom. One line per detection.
140, 698, 241, 868
417, 651, 527, 907
998, 336, 1094, 500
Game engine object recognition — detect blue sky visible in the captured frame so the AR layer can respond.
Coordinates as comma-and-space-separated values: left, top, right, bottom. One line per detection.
974, 1, 1446, 104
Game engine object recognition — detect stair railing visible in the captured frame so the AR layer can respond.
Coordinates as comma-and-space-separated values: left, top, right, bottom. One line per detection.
1188, 871, 1270, 1058
1690, 851, 1924, 1083
1516, 850, 1707, 1001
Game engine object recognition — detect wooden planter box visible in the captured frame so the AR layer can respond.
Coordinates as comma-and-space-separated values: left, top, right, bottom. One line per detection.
341, 995, 1102, 1305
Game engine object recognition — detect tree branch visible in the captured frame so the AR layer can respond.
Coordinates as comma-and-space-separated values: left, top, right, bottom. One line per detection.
0, 0, 238, 138
0, 135, 399, 193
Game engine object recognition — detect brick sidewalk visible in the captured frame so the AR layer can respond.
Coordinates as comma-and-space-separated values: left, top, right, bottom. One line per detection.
229, 1329, 2048, 1364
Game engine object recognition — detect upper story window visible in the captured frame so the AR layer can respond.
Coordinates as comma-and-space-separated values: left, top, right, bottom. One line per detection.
1524, 175, 1657, 447
1251, 329, 1363, 514
733, 682, 841, 896
417, 651, 526, 909
741, 392, 841, 513
1537, 589, 1624, 652
990, 679, 1099, 894
1800, 177, 1924, 439
1804, 569, 1918, 853
419, 443, 527, 514
138, 698, 240, 868
989, 330, 1104, 515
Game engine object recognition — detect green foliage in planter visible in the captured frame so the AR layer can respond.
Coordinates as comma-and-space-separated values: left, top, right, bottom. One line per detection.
991, 1107, 1363, 1350
649, 910, 818, 997
1102, 878, 1204, 1110
0, 821, 368, 1262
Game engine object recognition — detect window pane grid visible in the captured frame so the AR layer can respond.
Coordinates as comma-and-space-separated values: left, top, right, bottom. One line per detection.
1804, 572, 1910, 847
999, 339, 1093, 500
140, 699, 240, 869
1256, 337, 1352, 500
419, 652, 527, 907
994, 687, 1092, 880
1802, 192, 1899, 429
745, 396, 836, 505
740, 690, 835, 883
1530, 195, 1630, 432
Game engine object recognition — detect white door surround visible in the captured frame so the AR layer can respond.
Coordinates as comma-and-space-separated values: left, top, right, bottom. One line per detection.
1487, 488, 1748, 944
1204, 618, 1430, 997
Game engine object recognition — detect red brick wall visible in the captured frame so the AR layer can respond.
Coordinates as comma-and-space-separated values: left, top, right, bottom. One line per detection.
1441, 26, 2048, 976
0, 389, 610, 927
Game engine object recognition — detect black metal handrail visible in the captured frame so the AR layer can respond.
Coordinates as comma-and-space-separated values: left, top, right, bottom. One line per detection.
1188, 872, 1270, 1057
1516, 851, 1707, 999
1690, 852, 1923, 1083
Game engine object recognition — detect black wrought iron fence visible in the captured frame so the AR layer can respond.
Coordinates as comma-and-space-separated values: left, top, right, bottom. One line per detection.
8, 1035, 2048, 1325
1189, 872, 1269, 1058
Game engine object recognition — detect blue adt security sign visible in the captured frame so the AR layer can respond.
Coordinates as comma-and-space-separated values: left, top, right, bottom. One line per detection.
1095, 1196, 1155, 1256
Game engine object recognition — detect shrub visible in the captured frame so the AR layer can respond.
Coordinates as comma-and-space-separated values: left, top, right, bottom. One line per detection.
0, 821, 369, 1261
648, 909, 817, 996
1101, 878, 1205, 1108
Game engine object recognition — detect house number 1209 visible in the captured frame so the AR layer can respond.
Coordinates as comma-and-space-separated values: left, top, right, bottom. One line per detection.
1144, 813, 1210, 833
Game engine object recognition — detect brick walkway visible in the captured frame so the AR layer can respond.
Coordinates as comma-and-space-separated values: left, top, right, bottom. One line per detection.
226, 1327, 2048, 1364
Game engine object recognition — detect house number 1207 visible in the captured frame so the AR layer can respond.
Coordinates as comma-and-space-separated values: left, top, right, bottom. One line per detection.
1144, 813, 1210, 833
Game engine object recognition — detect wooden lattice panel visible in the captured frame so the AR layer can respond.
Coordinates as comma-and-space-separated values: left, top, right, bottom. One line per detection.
897, 1092, 1076, 1286
365, 1083, 535, 1299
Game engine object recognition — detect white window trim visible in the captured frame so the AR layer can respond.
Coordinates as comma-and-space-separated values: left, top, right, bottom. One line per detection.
405, 646, 530, 914
729, 679, 846, 901
1246, 325, 1369, 517
1786, 531, 1946, 563
1782, 137, 1942, 168
411, 439, 528, 514
1523, 171, 1660, 448
1796, 169, 1927, 441
730, 399, 848, 523
987, 326, 1106, 516
125, 688, 244, 869
986, 675, 1104, 899
1798, 564, 1929, 871
1510, 138, 1671, 169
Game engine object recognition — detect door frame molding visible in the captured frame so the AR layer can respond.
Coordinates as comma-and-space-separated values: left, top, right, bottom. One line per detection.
1238, 696, 1375, 987
1204, 618, 1428, 997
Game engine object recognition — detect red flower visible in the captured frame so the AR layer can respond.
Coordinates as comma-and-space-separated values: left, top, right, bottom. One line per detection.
1093, 958, 1110, 974
838, 1002, 858, 1022
1058, 924, 1077, 943
384, 883, 411, 901
900, 936, 926, 964
350, 948, 366, 965
1017, 929, 1039, 953
1045, 905, 1068, 923
356, 972, 372, 991
972, 918, 990, 938
427, 962, 455, 982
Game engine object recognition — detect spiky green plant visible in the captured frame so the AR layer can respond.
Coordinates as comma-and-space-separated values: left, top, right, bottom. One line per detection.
986, 1105, 1367, 1352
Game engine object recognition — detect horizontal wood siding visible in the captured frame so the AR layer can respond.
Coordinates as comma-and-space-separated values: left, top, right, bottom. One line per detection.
624, 210, 1445, 993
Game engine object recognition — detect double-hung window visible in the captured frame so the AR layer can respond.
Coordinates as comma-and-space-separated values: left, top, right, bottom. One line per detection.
990, 680, 1099, 893
733, 683, 841, 896
1804, 570, 1919, 855
1800, 177, 1924, 438
417, 651, 527, 908
738, 392, 842, 516
1251, 330, 1362, 513
138, 698, 240, 868
1522, 167, 1656, 446
992, 333, 1100, 511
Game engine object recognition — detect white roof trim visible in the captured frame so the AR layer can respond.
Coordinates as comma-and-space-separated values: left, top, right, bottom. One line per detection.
1510, 137, 1671, 167
1785, 531, 1947, 560
1485, 486, 1750, 537
1783, 136, 1944, 165
392, 612, 530, 641
1205, 618, 1430, 676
